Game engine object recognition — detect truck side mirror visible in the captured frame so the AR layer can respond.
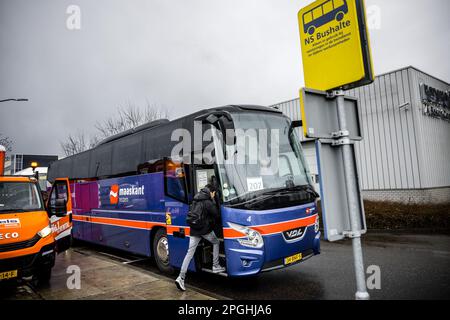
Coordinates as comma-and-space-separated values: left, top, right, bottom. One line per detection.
54, 198, 67, 217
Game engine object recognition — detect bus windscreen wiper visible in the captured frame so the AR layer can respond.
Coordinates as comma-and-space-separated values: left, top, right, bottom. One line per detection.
231, 185, 318, 210
227, 193, 272, 208
262, 185, 319, 198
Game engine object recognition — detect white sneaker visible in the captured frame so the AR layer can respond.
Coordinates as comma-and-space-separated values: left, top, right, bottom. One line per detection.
213, 265, 226, 274
175, 276, 186, 291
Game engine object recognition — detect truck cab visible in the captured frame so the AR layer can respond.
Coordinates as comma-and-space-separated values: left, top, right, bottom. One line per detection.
0, 176, 72, 283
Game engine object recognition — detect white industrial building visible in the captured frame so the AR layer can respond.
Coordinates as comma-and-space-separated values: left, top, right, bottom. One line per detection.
273, 66, 450, 204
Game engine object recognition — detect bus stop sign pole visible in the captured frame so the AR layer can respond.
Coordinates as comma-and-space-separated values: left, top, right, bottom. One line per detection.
334, 89, 370, 300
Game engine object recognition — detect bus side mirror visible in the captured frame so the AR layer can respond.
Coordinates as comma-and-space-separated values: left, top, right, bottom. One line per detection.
291, 120, 303, 128
218, 117, 235, 146
54, 198, 67, 217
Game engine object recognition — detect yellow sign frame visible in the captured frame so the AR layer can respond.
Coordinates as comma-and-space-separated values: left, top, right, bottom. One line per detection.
298, 0, 374, 91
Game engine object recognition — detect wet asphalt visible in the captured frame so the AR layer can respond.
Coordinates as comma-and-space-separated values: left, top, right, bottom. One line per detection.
2, 231, 449, 300
91, 231, 450, 300
167, 232, 450, 300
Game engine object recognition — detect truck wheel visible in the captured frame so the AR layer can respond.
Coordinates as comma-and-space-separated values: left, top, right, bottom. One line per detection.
153, 228, 174, 275
34, 266, 52, 285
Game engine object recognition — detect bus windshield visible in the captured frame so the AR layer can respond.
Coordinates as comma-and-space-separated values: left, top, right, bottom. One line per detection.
0, 182, 44, 213
212, 112, 314, 206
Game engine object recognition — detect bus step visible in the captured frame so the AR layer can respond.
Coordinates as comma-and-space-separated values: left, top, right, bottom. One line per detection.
201, 268, 228, 277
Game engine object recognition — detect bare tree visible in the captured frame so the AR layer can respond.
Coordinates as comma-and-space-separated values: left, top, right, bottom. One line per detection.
61, 103, 170, 156
60, 132, 89, 157
142, 101, 169, 123
0, 133, 13, 152
95, 102, 169, 139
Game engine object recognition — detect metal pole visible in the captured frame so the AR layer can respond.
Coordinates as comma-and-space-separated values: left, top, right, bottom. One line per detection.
0, 99, 28, 103
334, 89, 370, 300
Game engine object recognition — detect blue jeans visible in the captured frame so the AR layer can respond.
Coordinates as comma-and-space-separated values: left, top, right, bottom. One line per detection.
179, 231, 220, 279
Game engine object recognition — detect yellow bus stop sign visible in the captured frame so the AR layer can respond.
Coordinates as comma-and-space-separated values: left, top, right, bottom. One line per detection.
298, 0, 374, 91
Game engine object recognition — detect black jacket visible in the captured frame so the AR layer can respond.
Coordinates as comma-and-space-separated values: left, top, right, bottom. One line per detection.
189, 187, 220, 237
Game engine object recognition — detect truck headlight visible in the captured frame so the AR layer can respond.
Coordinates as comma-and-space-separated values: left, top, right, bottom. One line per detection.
228, 222, 264, 249
38, 225, 52, 238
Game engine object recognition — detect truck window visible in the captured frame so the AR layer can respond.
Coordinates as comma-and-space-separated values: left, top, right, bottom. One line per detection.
49, 182, 69, 214
0, 182, 44, 212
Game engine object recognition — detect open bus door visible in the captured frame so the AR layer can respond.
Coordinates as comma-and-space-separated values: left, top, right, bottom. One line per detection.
162, 159, 226, 274
47, 178, 73, 253
190, 164, 226, 272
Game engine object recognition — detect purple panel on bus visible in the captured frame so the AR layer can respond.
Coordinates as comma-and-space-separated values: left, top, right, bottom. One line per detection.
97, 173, 165, 212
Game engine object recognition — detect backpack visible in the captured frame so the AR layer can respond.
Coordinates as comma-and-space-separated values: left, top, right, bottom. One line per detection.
186, 200, 206, 228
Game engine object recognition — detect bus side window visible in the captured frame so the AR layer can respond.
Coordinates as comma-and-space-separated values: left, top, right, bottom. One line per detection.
312, 7, 322, 19
333, 0, 345, 8
138, 159, 164, 174
303, 11, 313, 24
164, 159, 188, 203
323, 1, 333, 14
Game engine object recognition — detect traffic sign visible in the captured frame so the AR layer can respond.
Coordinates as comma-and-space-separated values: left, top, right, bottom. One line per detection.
299, 87, 362, 140
315, 139, 367, 242
298, 0, 374, 91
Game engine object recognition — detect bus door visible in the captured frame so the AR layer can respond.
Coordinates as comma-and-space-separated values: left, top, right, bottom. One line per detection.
164, 159, 192, 270
47, 178, 73, 253
71, 181, 97, 243
192, 164, 222, 236
191, 164, 226, 270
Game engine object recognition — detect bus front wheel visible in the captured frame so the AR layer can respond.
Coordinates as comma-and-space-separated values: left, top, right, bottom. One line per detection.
153, 228, 174, 275
307, 26, 315, 35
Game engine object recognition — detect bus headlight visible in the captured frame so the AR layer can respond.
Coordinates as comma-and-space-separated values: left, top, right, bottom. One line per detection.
228, 222, 264, 249
38, 225, 52, 238
314, 216, 320, 233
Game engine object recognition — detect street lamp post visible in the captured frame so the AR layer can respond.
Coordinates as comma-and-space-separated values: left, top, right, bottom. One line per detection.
0, 98, 29, 102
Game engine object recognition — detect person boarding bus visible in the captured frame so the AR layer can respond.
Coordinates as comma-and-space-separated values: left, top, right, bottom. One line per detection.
175, 184, 225, 291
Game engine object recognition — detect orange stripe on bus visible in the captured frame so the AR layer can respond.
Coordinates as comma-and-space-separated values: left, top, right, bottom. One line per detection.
73, 215, 165, 230
73, 214, 317, 239
223, 214, 317, 238
166, 226, 191, 236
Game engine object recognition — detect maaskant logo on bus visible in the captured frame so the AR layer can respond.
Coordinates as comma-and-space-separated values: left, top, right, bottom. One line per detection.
109, 184, 145, 205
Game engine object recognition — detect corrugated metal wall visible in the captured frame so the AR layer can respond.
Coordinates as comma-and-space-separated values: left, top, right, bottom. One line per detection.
408, 68, 450, 189
271, 66, 450, 191
347, 67, 423, 190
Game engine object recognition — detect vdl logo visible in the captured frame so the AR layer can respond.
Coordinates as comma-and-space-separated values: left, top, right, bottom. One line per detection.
302, 0, 349, 35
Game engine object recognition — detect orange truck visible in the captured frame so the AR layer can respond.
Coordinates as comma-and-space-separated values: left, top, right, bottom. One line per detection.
0, 146, 72, 283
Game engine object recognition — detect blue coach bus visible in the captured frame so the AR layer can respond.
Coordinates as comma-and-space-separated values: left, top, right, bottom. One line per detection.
48, 105, 321, 277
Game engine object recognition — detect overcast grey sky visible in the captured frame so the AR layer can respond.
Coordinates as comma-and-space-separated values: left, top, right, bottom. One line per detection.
0, 0, 449, 157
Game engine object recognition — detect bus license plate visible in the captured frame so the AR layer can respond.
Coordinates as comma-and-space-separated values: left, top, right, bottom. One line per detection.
0, 270, 18, 280
284, 253, 302, 265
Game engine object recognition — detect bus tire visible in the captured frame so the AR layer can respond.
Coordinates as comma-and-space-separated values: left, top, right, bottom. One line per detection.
153, 228, 174, 275
307, 26, 315, 35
